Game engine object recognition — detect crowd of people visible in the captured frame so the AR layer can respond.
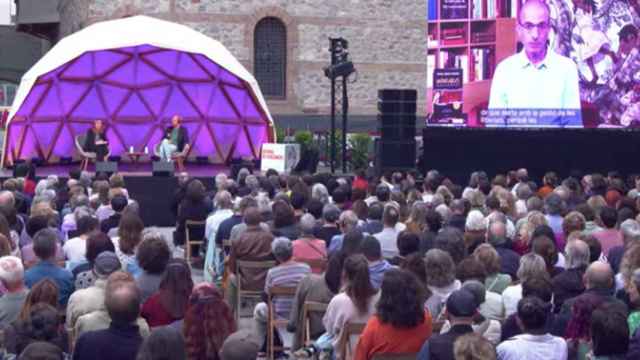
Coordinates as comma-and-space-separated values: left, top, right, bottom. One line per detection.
1, 166, 640, 360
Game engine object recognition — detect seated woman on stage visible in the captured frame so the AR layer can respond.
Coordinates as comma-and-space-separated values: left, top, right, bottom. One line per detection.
159, 115, 189, 163
84, 119, 109, 161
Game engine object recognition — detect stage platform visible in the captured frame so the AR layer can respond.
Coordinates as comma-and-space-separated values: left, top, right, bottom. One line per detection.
422, 127, 640, 183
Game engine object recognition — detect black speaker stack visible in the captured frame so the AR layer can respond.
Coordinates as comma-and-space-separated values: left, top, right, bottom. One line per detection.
376, 89, 417, 173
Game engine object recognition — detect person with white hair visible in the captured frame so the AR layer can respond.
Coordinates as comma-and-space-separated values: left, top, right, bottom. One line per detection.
502, 253, 547, 316
327, 210, 360, 255
311, 183, 330, 204
203, 191, 234, 283
214, 173, 228, 191
253, 237, 311, 340
551, 239, 590, 312
292, 214, 327, 274
0, 256, 28, 327
607, 219, 640, 274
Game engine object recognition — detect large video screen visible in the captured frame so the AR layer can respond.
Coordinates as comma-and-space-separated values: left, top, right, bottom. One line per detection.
426, 0, 640, 128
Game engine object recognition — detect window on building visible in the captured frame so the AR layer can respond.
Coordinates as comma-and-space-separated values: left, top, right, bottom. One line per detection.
0, 81, 17, 107
254, 17, 287, 99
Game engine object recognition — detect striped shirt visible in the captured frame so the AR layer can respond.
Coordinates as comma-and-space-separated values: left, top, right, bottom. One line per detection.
265, 262, 311, 319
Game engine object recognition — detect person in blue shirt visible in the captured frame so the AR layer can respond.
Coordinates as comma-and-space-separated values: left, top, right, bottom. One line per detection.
25, 228, 75, 306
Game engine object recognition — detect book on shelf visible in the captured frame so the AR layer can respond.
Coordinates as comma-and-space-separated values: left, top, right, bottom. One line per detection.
441, 28, 466, 45
438, 51, 469, 84
471, 32, 496, 43
430, 68, 466, 125
441, 0, 469, 19
470, 47, 494, 81
427, 54, 436, 88
428, 0, 438, 20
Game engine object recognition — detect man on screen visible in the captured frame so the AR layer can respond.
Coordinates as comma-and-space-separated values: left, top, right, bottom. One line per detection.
488, 0, 581, 110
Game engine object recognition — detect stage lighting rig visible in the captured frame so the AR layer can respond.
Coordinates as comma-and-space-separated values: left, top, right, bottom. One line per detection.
324, 37, 356, 174
324, 37, 355, 80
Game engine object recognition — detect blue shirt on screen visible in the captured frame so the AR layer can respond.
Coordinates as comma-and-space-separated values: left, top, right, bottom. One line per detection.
25, 260, 75, 306
489, 49, 581, 110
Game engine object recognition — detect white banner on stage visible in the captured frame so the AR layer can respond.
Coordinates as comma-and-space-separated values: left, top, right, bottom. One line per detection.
260, 143, 300, 174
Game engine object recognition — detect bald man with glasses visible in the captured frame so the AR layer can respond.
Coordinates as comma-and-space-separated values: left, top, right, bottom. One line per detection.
489, 0, 581, 111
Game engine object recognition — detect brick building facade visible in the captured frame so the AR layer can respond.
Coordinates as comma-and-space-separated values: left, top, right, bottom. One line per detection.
58, 0, 427, 128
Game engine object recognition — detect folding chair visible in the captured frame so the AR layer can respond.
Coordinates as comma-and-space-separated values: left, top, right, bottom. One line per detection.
302, 301, 329, 347
339, 321, 366, 360
267, 286, 298, 360
371, 354, 418, 360
235, 259, 276, 323
185, 220, 206, 262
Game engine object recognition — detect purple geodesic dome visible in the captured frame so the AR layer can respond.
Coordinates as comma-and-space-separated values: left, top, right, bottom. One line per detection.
3, 16, 275, 167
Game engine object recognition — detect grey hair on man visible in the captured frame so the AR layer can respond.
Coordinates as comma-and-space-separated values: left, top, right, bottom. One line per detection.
339, 210, 359, 233
564, 240, 590, 270
0, 256, 24, 289
299, 214, 316, 236
214, 190, 233, 210
215, 173, 228, 190
271, 237, 293, 262
620, 219, 640, 246
245, 175, 259, 194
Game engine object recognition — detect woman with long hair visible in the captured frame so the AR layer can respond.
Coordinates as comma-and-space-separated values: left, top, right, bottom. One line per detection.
184, 283, 236, 360
18, 279, 58, 321
114, 211, 144, 275
354, 269, 432, 360
141, 258, 194, 328
296, 254, 379, 358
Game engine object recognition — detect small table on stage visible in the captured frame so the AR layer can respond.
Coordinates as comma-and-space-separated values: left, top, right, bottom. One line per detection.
126, 152, 146, 164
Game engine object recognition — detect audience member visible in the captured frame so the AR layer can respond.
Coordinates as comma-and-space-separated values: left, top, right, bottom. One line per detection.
141, 258, 193, 328
73, 279, 144, 360
473, 244, 512, 294
497, 297, 567, 360
136, 326, 186, 360
25, 229, 74, 305
355, 269, 432, 359
0, 255, 28, 327
72, 231, 116, 289
185, 283, 236, 360
135, 231, 171, 302
292, 214, 327, 273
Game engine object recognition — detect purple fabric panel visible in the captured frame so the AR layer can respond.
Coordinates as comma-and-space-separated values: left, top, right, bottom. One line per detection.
163, 85, 200, 118
232, 126, 254, 159
33, 84, 62, 118
16, 83, 47, 116
71, 86, 108, 119
193, 54, 221, 78
95, 51, 130, 77
60, 53, 93, 79
139, 85, 171, 117
50, 126, 74, 158
143, 51, 178, 77
176, 53, 210, 81
208, 90, 237, 119
31, 122, 60, 151
193, 123, 218, 158
212, 123, 241, 160
98, 84, 130, 116
58, 81, 91, 115
117, 92, 151, 118
181, 83, 217, 115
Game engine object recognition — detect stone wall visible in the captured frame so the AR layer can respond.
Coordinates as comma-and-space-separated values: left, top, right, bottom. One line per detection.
59, 0, 427, 117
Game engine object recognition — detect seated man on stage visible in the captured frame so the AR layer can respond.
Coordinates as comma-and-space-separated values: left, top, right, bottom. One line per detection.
489, 0, 581, 110
84, 119, 109, 161
159, 115, 189, 168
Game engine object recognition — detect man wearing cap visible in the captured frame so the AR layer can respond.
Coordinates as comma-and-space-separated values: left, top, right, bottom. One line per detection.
418, 289, 477, 360
66, 251, 121, 338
